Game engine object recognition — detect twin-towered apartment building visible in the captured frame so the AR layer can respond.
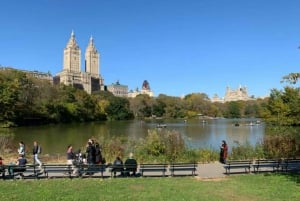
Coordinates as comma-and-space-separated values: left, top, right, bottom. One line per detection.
54, 31, 153, 97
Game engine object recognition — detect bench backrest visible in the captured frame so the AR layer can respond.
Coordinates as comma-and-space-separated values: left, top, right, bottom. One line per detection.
140, 164, 167, 169
170, 163, 197, 168
255, 159, 279, 164
284, 159, 300, 163
226, 160, 252, 165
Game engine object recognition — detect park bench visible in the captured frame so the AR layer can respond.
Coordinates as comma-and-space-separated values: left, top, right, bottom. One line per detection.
169, 163, 197, 176
252, 159, 280, 173
43, 164, 74, 178
78, 164, 107, 178
109, 164, 125, 177
109, 163, 139, 177
7, 164, 43, 179
0, 165, 6, 179
139, 164, 167, 177
224, 160, 252, 175
281, 159, 300, 173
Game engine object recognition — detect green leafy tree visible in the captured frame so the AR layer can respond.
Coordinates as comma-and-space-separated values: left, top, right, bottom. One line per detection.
264, 87, 300, 126
129, 94, 154, 118
224, 101, 241, 118
105, 96, 134, 120
183, 93, 210, 117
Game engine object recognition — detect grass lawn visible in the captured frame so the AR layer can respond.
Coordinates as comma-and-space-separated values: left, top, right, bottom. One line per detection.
0, 174, 299, 201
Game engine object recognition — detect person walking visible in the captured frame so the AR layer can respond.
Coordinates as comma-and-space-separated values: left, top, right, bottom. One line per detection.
66, 145, 74, 165
18, 141, 25, 157
66, 144, 78, 175
32, 141, 42, 168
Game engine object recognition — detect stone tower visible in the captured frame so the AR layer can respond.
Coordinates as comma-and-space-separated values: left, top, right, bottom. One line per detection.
85, 36, 100, 76
55, 31, 104, 94
63, 31, 81, 72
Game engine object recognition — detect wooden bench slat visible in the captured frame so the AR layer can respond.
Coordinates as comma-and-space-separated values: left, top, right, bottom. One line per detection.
281, 159, 300, 172
253, 159, 280, 173
224, 160, 252, 175
139, 164, 167, 176
169, 163, 197, 176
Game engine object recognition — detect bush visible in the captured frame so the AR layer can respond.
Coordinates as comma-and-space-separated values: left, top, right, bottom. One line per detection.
0, 131, 14, 154
230, 141, 258, 160
262, 133, 298, 159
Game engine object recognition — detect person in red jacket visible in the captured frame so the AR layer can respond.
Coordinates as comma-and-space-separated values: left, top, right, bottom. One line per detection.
220, 140, 228, 164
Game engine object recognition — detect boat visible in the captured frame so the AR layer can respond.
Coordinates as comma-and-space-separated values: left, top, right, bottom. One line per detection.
255, 120, 261, 125
156, 124, 167, 128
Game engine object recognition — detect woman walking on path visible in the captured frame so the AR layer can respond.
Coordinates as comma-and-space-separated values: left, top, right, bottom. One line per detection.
66, 145, 74, 165
32, 141, 42, 168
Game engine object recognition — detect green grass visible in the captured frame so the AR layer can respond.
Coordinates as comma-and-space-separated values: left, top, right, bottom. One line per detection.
0, 174, 299, 201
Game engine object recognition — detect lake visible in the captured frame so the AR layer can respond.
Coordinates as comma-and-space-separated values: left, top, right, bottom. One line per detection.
7, 118, 265, 157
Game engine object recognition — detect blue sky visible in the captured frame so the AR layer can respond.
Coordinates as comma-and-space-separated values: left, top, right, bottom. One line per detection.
0, 0, 299, 98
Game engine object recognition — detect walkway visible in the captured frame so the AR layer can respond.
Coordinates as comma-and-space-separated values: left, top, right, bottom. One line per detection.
196, 162, 226, 179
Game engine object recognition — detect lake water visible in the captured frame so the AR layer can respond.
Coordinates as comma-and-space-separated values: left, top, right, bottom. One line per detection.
7, 118, 265, 157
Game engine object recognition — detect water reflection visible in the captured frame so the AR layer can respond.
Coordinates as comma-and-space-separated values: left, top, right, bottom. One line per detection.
7, 118, 265, 156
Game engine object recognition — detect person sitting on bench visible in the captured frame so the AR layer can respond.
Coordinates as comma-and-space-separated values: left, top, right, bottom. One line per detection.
124, 153, 137, 176
14, 154, 27, 178
111, 156, 124, 177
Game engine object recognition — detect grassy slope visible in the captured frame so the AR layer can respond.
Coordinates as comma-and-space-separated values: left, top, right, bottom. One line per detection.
0, 174, 299, 201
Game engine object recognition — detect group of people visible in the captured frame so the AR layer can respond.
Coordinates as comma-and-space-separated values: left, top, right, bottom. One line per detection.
14, 141, 43, 169
65, 138, 137, 176
1, 139, 228, 176
111, 152, 138, 177
0, 141, 43, 177
66, 138, 104, 166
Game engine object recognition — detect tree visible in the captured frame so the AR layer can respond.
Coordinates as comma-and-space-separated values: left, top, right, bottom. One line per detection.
225, 101, 241, 118
281, 73, 300, 85
183, 93, 210, 117
105, 96, 134, 120
129, 94, 154, 118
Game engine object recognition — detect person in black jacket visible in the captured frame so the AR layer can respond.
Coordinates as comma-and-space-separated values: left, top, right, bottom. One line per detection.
86, 141, 96, 164
112, 156, 124, 177
124, 153, 137, 176
94, 143, 103, 164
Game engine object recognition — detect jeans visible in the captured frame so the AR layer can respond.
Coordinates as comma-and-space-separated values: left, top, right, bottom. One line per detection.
33, 154, 42, 167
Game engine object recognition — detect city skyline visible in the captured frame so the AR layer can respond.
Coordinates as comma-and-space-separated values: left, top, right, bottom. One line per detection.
1, 0, 300, 98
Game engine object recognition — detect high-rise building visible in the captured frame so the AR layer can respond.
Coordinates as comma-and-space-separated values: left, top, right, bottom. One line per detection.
85, 36, 100, 76
55, 31, 104, 94
63, 30, 81, 72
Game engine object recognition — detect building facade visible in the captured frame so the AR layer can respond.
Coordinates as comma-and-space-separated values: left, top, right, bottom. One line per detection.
211, 85, 255, 102
107, 81, 128, 97
55, 31, 104, 94
128, 80, 154, 98
0, 67, 53, 83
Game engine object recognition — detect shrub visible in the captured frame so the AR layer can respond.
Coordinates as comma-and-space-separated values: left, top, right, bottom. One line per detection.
230, 141, 257, 160
0, 131, 14, 154
262, 133, 297, 159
